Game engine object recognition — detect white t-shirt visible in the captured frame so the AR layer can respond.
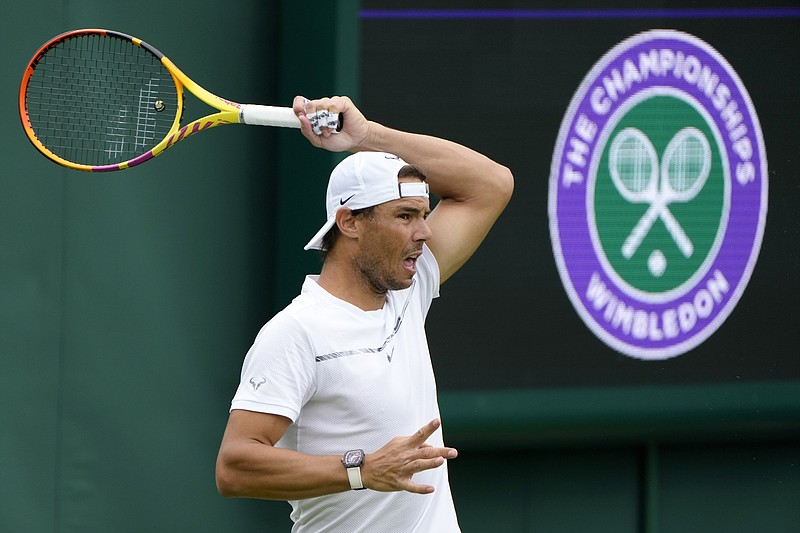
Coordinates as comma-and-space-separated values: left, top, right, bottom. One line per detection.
230, 246, 460, 533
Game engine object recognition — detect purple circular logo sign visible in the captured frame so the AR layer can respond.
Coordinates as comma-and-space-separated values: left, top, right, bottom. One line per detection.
549, 30, 767, 360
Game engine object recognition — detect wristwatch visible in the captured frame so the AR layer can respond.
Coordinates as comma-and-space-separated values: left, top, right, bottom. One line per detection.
342, 449, 366, 490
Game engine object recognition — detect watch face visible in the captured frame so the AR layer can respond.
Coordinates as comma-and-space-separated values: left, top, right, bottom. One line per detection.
343, 449, 364, 467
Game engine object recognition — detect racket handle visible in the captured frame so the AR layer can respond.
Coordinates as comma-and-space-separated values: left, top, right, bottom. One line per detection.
240, 105, 301, 128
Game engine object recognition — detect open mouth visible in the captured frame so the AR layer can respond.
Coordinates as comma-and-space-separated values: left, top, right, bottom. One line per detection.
403, 250, 422, 274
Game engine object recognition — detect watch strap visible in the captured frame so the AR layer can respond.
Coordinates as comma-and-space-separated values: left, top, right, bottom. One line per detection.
346, 465, 365, 490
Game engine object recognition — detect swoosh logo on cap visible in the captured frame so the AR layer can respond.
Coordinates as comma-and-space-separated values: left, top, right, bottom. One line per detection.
340, 194, 355, 205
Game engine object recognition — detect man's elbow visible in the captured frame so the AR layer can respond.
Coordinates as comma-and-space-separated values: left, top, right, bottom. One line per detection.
215, 468, 235, 498
491, 164, 514, 208
215, 456, 244, 498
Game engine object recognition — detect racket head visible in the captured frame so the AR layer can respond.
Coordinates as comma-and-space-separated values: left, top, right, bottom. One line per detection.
608, 127, 659, 202
19, 29, 183, 172
661, 127, 712, 200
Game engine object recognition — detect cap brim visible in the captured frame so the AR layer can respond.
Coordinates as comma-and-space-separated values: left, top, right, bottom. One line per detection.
303, 217, 337, 251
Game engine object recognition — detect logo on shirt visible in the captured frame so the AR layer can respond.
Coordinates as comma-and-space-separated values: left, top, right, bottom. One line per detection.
249, 376, 266, 391
549, 30, 767, 360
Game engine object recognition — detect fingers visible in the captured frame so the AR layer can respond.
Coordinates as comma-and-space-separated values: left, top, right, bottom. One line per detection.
418, 442, 458, 460
293, 95, 369, 153
410, 418, 441, 446
294, 96, 342, 137
396, 455, 446, 495
404, 481, 436, 495
410, 419, 458, 459
361, 420, 458, 494
393, 451, 456, 495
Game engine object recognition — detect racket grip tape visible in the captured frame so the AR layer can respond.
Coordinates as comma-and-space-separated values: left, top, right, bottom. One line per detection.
240, 105, 343, 133
240, 105, 301, 128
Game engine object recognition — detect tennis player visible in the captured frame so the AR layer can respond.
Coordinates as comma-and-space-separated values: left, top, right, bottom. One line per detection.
216, 95, 513, 532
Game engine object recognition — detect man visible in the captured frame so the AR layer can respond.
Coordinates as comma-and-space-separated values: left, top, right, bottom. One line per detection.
216, 95, 513, 532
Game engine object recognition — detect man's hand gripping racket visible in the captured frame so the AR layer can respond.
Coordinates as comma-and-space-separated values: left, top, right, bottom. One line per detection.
19, 29, 341, 172
293, 95, 368, 152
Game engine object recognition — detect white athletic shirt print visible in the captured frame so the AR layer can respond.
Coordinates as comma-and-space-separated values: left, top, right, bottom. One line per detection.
230, 245, 460, 532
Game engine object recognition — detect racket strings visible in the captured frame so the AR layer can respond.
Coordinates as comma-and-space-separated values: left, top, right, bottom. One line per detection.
24, 34, 179, 166
617, 137, 654, 193
666, 137, 705, 192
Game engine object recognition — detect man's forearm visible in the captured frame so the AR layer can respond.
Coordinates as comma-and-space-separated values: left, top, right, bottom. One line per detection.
216, 442, 350, 501
357, 121, 511, 203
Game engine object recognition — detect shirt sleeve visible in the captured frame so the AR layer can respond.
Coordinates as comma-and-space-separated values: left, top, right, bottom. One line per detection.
229, 311, 316, 422
416, 243, 441, 316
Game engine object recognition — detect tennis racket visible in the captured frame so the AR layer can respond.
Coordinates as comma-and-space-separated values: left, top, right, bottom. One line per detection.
610, 127, 706, 260
19, 29, 340, 172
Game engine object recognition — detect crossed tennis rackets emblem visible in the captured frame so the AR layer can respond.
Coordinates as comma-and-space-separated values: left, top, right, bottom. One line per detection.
608, 126, 712, 270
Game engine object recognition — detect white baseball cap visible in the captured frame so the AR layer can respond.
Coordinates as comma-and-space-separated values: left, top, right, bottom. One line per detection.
304, 151, 430, 251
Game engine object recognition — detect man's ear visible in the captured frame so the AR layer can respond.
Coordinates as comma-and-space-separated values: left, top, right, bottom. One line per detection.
335, 208, 360, 240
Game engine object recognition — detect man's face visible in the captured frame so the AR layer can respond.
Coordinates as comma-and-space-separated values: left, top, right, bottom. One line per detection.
353, 180, 432, 294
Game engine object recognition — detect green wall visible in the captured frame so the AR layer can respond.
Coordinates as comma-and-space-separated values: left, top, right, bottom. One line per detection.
440, 384, 799, 531
1, 1, 354, 531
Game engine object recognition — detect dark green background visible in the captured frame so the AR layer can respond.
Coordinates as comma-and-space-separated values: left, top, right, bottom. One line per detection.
2, 1, 798, 531
361, 1, 799, 388
359, 2, 798, 530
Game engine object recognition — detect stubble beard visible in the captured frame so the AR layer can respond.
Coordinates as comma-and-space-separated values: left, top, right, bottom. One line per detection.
354, 251, 412, 296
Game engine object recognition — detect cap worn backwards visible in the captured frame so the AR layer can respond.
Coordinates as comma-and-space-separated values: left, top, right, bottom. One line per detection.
304, 152, 429, 251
